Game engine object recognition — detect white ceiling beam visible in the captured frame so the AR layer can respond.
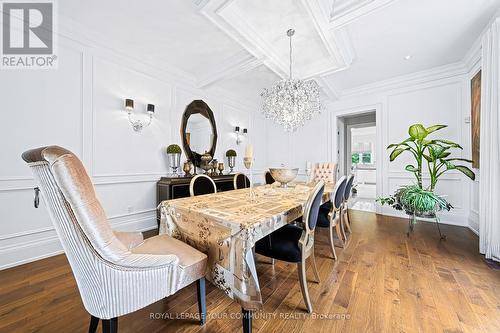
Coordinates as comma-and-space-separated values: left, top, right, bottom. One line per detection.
197, 50, 263, 88
329, 0, 399, 29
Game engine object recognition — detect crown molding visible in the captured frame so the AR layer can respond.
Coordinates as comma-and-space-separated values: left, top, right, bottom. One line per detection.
339, 61, 468, 98
317, 76, 341, 101
329, 0, 399, 29
58, 16, 198, 86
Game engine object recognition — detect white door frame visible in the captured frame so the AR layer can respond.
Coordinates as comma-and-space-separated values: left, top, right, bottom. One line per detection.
346, 121, 376, 174
331, 103, 384, 214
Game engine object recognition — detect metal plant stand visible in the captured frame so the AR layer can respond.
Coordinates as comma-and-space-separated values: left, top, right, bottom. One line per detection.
406, 212, 446, 240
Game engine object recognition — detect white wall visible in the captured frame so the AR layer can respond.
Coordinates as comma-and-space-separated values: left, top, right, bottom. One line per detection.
0, 23, 267, 269
267, 62, 476, 226
333, 67, 476, 226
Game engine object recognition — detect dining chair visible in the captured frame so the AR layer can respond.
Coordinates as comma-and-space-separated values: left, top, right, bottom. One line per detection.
255, 181, 325, 313
22, 146, 208, 333
316, 176, 348, 258
233, 173, 250, 189
308, 162, 337, 184
309, 162, 338, 213
264, 171, 275, 185
341, 174, 355, 236
190, 174, 217, 196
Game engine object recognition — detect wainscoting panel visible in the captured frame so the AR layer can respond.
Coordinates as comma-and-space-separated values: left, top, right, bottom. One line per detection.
0, 26, 262, 269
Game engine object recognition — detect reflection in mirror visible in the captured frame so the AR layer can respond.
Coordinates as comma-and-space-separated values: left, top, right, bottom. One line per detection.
186, 114, 213, 155
181, 100, 217, 169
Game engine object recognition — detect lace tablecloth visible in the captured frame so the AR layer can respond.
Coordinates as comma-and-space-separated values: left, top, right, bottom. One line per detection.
158, 182, 333, 310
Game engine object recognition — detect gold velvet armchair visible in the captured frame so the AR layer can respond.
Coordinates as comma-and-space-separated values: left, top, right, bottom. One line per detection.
22, 146, 208, 333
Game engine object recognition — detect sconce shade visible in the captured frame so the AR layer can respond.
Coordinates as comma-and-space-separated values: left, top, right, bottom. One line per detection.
147, 104, 155, 113
125, 98, 134, 111
235, 126, 240, 133
243, 128, 248, 134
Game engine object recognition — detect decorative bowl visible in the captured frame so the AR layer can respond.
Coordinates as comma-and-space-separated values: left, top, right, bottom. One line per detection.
269, 168, 299, 188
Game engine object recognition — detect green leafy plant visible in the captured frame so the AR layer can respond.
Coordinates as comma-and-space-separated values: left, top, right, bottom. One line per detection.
379, 123, 475, 217
387, 124, 475, 191
226, 149, 237, 157
166, 144, 182, 154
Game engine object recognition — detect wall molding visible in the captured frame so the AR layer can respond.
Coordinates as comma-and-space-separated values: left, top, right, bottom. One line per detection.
339, 62, 467, 98
0, 210, 157, 270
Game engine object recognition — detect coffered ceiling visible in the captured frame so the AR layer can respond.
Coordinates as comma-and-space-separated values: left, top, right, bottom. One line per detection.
60, 0, 500, 102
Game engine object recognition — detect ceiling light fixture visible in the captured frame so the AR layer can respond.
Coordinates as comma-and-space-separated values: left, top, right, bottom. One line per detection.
260, 29, 321, 132
404, 55, 413, 60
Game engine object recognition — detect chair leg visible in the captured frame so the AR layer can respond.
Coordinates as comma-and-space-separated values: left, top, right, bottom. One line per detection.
242, 308, 252, 333
196, 278, 207, 325
297, 262, 313, 313
344, 209, 353, 234
88, 315, 99, 333
339, 209, 348, 241
102, 318, 117, 333
328, 225, 338, 259
335, 223, 345, 248
310, 251, 321, 283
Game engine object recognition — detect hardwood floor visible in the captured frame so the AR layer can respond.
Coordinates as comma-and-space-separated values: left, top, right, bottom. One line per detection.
1, 211, 500, 332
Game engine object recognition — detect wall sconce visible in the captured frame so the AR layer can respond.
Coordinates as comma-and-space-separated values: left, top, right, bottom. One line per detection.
235, 126, 247, 145
124, 98, 155, 132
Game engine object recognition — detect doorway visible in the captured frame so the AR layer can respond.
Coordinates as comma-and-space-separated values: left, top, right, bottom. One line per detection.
337, 111, 377, 213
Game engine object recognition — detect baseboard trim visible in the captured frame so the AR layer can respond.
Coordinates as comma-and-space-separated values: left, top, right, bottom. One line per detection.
468, 225, 479, 236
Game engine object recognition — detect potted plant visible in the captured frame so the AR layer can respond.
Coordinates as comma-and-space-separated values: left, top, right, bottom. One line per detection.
166, 144, 182, 176
226, 149, 237, 173
378, 124, 475, 236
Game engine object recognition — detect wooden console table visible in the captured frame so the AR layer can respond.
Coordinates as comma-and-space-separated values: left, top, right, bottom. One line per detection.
156, 174, 236, 224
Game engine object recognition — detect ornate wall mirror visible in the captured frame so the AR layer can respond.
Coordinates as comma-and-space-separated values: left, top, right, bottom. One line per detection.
181, 100, 217, 168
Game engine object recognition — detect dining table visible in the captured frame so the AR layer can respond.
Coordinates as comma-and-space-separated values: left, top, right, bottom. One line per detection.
158, 181, 334, 333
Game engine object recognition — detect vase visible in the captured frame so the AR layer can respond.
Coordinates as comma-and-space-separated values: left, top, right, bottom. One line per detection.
228, 156, 236, 173
168, 153, 181, 176
200, 153, 213, 174
183, 161, 192, 177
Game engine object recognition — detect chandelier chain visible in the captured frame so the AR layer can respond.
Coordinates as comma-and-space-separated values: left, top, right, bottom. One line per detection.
289, 30, 292, 79
260, 28, 321, 132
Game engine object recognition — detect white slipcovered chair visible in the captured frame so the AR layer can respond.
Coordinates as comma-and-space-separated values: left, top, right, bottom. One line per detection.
308, 162, 338, 183
22, 146, 208, 333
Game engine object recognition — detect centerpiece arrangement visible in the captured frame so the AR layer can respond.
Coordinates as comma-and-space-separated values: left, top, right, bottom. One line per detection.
378, 124, 475, 238
226, 149, 237, 173
166, 144, 182, 176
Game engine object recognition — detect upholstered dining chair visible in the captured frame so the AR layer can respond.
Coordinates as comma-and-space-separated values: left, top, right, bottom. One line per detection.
255, 181, 325, 313
190, 174, 217, 196
233, 173, 250, 189
309, 162, 338, 214
264, 171, 275, 185
341, 174, 355, 236
308, 162, 338, 184
316, 176, 348, 258
22, 146, 208, 333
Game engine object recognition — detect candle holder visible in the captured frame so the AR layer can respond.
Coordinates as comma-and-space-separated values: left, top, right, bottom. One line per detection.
218, 162, 225, 175
243, 157, 255, 202
183, 160, 192, 177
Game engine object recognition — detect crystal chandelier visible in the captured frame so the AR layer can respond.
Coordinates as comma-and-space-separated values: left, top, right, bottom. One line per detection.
261, 29, 321, 132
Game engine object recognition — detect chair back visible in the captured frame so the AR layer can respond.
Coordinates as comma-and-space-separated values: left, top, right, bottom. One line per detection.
303, 181, 325, 232
233, 173, 250, 189
343, 174, 355, 201
308, 163, 337, 183
332, 176, 347, 211
190, 174, 217, 196
21, 146, 176, 319
265, 171, 275, 185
